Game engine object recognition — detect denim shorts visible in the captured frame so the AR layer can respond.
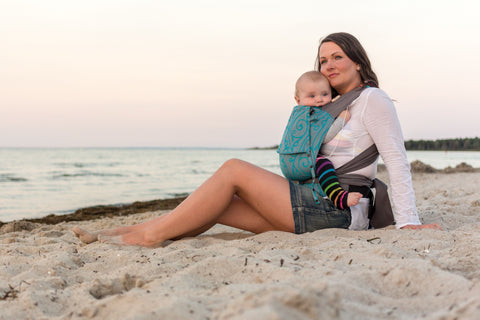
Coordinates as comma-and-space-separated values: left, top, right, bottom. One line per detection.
289, 180, 351, 234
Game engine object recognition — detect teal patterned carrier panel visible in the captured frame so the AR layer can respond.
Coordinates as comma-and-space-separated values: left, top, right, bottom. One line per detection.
277, 105, 334, 184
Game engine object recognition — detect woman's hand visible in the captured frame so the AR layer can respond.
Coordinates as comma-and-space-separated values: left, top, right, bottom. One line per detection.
401, 223, 442, 230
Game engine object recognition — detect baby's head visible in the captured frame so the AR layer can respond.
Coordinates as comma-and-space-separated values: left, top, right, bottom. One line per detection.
294, 71, 332, 107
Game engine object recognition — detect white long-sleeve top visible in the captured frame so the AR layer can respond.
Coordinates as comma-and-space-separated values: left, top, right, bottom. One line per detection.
321, 87, 421, 228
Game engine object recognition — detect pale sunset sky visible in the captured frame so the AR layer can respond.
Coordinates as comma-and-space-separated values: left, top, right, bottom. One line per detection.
1, 0, 479, 148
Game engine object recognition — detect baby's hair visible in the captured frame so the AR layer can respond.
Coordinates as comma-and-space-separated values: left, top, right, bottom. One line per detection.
295, 71, 329, 97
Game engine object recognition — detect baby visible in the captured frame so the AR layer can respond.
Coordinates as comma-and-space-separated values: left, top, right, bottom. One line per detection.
294, 71, 362, 209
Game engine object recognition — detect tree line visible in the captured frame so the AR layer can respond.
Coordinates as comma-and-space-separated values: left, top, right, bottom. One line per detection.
404, 137, 480, 151
251, 137, 480, 151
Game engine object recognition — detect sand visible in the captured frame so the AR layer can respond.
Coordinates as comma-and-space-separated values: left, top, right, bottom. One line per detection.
1, 170, 480, 319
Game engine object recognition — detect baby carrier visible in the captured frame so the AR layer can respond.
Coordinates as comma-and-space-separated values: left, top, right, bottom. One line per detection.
277, 87, 394, 228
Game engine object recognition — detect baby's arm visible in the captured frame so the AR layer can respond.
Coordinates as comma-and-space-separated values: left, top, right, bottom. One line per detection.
324, 110, 351, 143
315, 155, 361, 209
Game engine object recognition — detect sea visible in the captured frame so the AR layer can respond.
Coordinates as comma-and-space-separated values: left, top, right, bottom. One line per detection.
1, 148, 480, 223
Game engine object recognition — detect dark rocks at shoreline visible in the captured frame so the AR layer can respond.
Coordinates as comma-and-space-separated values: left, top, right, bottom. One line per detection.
409, 160, 438, 173
0, 196, 187, 231
442, 162, 477, 173
410, 160, 477, 173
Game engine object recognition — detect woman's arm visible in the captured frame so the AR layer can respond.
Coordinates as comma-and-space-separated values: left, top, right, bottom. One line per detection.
361, 89, 422, 228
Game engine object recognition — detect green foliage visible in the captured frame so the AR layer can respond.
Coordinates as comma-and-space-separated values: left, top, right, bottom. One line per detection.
404, 137, 480, 151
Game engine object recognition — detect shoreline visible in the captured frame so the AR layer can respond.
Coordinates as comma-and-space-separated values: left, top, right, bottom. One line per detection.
1, 160, 478, 228
0, 197, 186, 229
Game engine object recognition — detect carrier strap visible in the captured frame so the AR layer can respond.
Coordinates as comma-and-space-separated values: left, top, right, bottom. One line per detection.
335, 144, 379, 187
322, 86, 365, 118
335, 144, 395, 229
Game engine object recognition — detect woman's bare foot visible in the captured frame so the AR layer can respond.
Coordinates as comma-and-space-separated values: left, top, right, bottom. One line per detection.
99, 231, 162, 248
347, 192, 363, 207
73, 223, 147, 245
98, 234, 126, 246
72, 226, 99, 244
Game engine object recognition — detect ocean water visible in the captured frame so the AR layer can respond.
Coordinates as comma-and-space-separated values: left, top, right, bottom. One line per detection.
1, 148, 480, 222
0, 148, 280, 222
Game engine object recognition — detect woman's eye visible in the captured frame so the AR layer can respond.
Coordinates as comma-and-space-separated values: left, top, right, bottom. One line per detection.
335, 55, 342, 60
320, 60, 326, 65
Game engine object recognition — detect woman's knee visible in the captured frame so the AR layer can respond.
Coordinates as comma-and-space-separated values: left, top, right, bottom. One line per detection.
221, 158, 247, 169
219, 158, 249, 175
218, 159, 253, 188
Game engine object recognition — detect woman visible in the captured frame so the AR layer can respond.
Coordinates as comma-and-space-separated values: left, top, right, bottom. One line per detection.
74, 32, 439, 247
316, 32, 426, 230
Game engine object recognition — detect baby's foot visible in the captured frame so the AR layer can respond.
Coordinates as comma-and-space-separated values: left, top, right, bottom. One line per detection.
347, 192, 363, 207
72, 226, 99, 244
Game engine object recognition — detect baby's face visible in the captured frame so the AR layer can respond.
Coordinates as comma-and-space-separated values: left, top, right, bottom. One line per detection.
295, 79, 332, 107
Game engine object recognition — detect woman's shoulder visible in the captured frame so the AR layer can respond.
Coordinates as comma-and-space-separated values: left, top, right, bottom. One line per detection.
359, 87, 394, 107
357, 86, 396, 119
361, 86, 390, 99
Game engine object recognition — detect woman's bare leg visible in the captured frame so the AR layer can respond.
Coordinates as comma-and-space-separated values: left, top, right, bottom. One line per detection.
73, 214, 171, 244
74, 210, 215, 244
101, 159, 294, 247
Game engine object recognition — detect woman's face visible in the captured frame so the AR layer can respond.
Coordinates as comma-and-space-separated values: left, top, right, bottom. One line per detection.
318, 41, 362, 95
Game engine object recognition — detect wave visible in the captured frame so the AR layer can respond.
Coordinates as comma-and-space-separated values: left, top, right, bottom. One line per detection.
54, 162, 122, 168
51, 171, 126, 179
0, 174, 27, 182
167, 192, 190, 198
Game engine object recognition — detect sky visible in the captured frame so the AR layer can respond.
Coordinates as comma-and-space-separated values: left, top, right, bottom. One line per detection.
1, 0, 479, 148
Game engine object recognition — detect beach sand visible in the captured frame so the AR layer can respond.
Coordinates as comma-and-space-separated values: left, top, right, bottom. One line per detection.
1, 167, 480, 319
